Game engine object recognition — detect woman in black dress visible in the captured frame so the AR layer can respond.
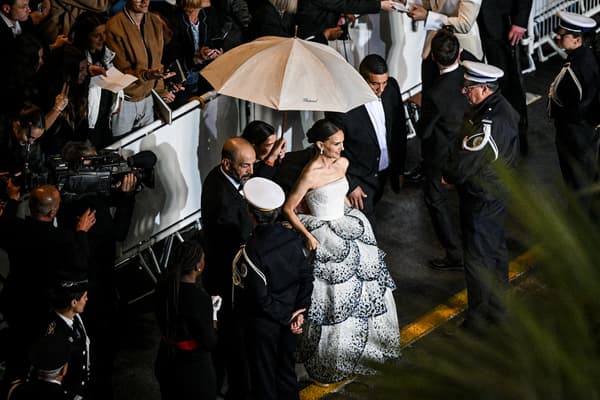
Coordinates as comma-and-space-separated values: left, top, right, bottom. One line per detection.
155, 235, 219, 400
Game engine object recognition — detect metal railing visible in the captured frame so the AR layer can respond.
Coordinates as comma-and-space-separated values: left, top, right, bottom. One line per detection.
524, 0, 600, 72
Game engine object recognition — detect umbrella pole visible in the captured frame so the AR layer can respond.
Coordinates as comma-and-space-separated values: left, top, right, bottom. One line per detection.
281, 111, 287, 138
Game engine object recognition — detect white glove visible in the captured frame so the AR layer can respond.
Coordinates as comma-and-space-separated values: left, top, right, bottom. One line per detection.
211, 295, 222, 321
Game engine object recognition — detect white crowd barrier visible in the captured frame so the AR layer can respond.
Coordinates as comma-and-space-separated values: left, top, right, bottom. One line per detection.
524, 0, 600, 72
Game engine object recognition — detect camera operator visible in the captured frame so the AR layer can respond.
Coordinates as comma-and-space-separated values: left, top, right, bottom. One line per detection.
0, 183, 95, 389
56, 140, 138, 400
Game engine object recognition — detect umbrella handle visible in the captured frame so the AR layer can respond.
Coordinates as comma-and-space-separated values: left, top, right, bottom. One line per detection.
190, 90, 219, 109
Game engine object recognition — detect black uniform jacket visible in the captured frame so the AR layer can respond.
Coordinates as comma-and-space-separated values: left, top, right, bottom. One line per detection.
43, 313, 89, 398
418, 66, 470, 175
201, 166, 253, 296
444, 91, 519, 202
327, 77, 407, 195
549, 45, 600, 125
242, 223, 313, 325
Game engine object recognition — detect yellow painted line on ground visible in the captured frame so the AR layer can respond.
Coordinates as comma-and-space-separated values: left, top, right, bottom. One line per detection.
300, 246, 541, 400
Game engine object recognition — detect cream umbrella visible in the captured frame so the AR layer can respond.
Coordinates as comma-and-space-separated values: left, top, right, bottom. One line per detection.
200, 36, 377, 113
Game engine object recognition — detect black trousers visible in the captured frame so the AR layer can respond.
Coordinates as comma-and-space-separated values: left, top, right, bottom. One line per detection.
424, 172, 462, 263
155, 342, 217, 400
246, 317, 299, 400
460, 194, 509, 325
360, 169, 389, 227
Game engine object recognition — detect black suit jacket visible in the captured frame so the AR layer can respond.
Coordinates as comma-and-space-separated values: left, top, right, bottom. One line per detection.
296, 0, 380, 43
418, 66, 470, 176
201, 166, 252, 298
326, 77, 407, 195
477, 0, 532, 39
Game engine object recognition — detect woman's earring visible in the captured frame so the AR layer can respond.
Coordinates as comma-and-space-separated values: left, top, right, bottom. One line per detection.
320, 147, 324, 155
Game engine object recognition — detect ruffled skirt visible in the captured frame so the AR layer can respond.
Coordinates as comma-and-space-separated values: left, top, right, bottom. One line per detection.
298, 206, 400, 383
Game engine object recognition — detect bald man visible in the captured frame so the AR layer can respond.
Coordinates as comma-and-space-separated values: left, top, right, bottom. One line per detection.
0, 184, 95, 383
201, 137, 255, 399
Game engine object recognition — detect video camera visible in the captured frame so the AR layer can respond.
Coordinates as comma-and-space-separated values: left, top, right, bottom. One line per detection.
49, 150, 157, 201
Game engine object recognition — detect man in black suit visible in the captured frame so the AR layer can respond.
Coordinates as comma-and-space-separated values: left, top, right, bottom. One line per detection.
477, 0, 532, 156
418, 29, 468, 271
0, 0, 33, 74
201, 136, 255, 399
327, 54, 407, 224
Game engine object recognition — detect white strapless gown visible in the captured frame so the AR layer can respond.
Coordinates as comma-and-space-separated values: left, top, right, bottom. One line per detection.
298, 178, 400, 383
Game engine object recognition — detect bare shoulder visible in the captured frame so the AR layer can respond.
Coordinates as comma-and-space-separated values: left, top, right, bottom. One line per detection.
336, 157, 349, 171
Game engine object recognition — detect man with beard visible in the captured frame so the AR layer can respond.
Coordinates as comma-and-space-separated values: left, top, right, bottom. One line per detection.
201, 136, 255, 399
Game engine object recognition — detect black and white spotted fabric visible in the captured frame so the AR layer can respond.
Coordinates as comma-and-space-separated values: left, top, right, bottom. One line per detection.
298, 178, 400, 383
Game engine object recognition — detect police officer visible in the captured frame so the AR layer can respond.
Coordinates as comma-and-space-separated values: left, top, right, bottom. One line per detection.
548, 11, 600, 214
443, 61, 519, 329
43, 277, 91, 399
7, 334, 71, 400
233, 177, 313, 400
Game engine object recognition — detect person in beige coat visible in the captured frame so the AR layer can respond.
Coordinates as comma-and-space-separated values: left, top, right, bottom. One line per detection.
106, 0, 176, 137
408, 0, 482, 89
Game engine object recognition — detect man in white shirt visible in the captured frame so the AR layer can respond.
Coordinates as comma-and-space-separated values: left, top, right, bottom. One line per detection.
327, 54, 407, 225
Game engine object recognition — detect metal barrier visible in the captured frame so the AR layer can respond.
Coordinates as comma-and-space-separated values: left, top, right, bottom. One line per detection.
524, 0, 600, 72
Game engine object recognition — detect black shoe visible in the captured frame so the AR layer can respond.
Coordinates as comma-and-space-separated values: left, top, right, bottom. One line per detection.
428, 257, 463, 271
404, 165, 424, 184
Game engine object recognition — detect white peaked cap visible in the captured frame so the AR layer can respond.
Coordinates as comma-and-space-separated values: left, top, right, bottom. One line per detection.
557, 11, 597, 33
243, 177, 285, 211
463, 61, 504, 83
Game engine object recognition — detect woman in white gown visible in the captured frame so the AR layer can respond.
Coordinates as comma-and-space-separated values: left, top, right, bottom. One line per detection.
283, 119, 400, 383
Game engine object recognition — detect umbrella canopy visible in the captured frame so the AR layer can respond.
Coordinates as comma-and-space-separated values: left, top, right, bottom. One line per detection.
200, 36, 378, 112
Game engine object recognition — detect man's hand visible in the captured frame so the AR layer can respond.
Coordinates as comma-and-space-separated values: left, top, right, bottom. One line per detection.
348, 186, 368, 209
380, 0, 395, 12
145, 67, 175, 81
76, 208, 96, 232
7, 178, 20, 201
441, 176, 454, 189
508, 25, 526, 46
323, 26, 344, 41
88, 65, 107, 77
407, 4, 427, 20
390, 174, 404, 193
118, 173, 137, 193
290, 308, 306, 334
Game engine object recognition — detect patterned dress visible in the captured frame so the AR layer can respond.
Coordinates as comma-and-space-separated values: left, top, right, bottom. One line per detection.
298, 177, 400, 383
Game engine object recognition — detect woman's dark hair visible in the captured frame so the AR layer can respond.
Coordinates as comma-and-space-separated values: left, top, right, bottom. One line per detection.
306, 119, 340, 144
241, 120, 275, 146
15, 105, 45, 131
71, 11, 108, 52
157, 233, 206, 340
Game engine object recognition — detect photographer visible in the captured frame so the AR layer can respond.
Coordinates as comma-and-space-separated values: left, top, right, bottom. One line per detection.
56, 140, 138, 400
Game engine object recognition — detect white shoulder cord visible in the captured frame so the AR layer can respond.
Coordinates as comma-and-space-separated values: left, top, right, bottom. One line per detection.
231, 245, 267, 304
548, 62, 583, 107
462, 119, 499, 161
